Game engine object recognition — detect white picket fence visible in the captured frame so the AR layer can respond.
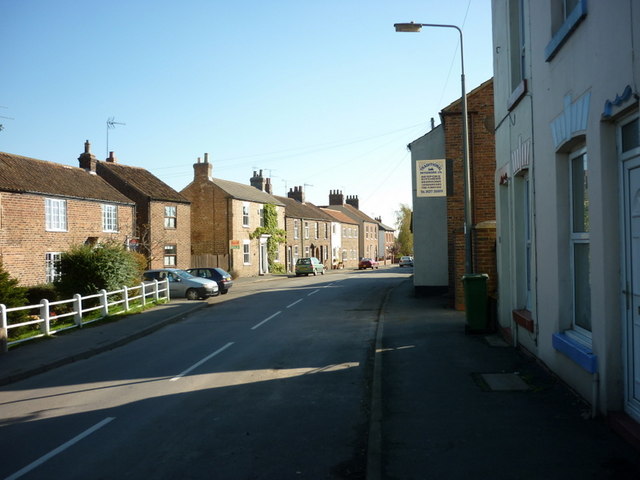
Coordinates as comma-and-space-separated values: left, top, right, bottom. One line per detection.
0, 279, 170, 352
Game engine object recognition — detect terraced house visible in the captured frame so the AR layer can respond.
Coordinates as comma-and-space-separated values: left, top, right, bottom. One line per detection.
0, 148, 136, 286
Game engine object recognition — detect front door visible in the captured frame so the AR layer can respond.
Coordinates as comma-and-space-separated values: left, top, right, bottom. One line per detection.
623, 153, 640, 422
259, 236, 269, 275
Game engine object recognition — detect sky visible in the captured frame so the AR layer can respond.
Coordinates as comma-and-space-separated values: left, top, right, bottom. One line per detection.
1, 0, 494, 229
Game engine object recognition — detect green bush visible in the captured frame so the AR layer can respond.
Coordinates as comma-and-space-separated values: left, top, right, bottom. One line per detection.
0, 262, 28, 318
55, 242, 143, 298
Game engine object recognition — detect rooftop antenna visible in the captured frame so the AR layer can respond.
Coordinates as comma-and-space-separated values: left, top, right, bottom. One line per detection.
0, 106, 14, 132
106, 117, 126, 157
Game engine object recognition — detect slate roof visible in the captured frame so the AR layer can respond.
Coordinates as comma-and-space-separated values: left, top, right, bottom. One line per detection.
321, 203, 378, 224
97, 161, 189, 203
0, 152, 133, 204
273, 195, 335, 221
320, 207, 358, 225
211, 178, 285, 206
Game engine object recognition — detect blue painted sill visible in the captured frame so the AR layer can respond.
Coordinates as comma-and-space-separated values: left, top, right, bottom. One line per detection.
552, 332, 598, 374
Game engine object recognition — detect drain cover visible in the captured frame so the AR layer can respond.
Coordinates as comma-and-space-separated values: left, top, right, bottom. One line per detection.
477, 373, 530, 391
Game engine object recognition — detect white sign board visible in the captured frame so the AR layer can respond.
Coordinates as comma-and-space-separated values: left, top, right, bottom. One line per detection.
416, 159, 446, 197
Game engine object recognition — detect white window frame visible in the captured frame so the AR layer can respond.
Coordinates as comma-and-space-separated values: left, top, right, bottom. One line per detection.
304, 221, 309, 240
164, 244, 177, 266
242, 203, 250, 227
102, 204, 118, 232
294, 219, 299, 240
45, 198, 67, 232
314, 222, 319, 239
164, 206, 177, 229
243, 240, 251, 264
569, 148, 591, 337
45, 252, 61, 283
258, 207, 264, 227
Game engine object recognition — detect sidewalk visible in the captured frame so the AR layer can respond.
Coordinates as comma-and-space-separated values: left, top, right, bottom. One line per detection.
374, 278, 640, 480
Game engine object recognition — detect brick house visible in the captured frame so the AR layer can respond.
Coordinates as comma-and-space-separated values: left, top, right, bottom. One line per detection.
442, 78, 496, 310
375, 217, 396, 265
320, 207, 359, 269
94, 149, 191, 270
274, 187, 333, 272
0, 148, 136, 286
180, 156, 285, 277
322, 191, 379, 262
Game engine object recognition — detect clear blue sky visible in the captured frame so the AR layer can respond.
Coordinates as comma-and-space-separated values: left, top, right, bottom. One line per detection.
1, 0, 493, 228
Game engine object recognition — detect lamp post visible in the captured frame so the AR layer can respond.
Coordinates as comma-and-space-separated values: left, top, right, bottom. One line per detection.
394, 22, 473, 274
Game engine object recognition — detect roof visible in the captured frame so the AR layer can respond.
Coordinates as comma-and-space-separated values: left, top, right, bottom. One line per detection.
0, 151, 134, 204
377, 220, 396, 231
274, 196, 335, 221
211, 178, 285, 206
320, 207, 358, 225
322, 203, 378, 224
98, 161, 189, 203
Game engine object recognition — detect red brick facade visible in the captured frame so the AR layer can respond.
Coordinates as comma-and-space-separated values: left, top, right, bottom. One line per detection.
442, 79, 497, 310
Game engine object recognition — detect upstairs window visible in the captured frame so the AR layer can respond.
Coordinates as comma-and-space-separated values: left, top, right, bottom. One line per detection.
546, 0, 587, 61
242, 203, 250, 227
164, 244, 177, 266
294, 219, 299, 239
164, 206, 177, 229
45, 198, 67, 231
102, 204, 118, 232
304, 222, 309, 239
258, 207, 264, 227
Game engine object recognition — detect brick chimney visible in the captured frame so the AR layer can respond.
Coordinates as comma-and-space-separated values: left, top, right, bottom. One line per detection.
106, 151, 117, 163
288, 186, 305, 203
265, 177, 273, 194
78, 140, 97, 173
329, 189, 344, 206
250, 170, 267, 192
346, 195, 359, 210
193, 153, 213, 181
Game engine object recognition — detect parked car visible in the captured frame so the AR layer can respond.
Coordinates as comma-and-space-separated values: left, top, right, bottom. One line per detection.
143, 268, 219, 300
187, 267, 234, 294
359, 258, 379, 270
399, 256, 414, 267
295, 257, 325, 276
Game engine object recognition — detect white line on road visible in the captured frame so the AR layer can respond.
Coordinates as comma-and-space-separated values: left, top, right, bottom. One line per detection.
286, 299, 303, 308
307, 289, 320, 296
251, 311, 281, 330
5, 417, 116, 480
170, 342, 234, 381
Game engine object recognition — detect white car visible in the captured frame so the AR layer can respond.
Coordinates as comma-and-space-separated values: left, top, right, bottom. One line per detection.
399, 256, 414, 267
143, 268, 219, 300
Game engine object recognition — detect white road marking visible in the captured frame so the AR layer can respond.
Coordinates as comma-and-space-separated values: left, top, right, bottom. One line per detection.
5, 417, 115, 480
286, 299, 303, 308
170, 342, 234, 381
251, 311, 281, 330
307, 289, 320, 296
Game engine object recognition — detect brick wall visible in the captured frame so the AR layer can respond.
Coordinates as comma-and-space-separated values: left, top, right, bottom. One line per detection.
0, 192, 135, 286
442, 79, 496, 310
147, 202, 191, 270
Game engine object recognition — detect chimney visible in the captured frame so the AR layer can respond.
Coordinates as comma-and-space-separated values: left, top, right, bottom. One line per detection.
346, 194, 359, 210
250, 169, 267, 192
193, 153, 213, 181
288, 186, 305, 203
329, 189, 344, 206
265, 177, 273, 194
106, 151, 117, 163
78, 140, 98, 173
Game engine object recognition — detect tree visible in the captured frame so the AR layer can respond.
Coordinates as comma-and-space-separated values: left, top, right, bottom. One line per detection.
0, 262, 28, 320
251, 204, 286, 274
395, 204, 413, 257
55, 242, 143, 298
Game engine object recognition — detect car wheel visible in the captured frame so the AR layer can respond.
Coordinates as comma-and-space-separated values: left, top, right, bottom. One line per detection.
221, 289, 228, 295
186, 289, 198, 301
321, 269, 324, 275
313, 270, 317, 276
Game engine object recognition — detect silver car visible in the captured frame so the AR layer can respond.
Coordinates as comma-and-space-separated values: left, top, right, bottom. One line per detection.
143, 268, 219, 300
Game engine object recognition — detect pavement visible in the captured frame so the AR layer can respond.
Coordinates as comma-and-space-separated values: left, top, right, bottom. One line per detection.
2, 271, 640, 479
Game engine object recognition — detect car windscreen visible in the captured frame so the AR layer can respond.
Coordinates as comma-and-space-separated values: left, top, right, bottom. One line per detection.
175, 270, 195, 280
297, 259, 311, 265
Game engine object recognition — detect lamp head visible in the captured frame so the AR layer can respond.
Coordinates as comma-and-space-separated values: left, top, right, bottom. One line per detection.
394, 22, 423, 33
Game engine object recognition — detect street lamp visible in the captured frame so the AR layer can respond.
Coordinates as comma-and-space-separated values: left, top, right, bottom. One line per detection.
394, 22, 473, 274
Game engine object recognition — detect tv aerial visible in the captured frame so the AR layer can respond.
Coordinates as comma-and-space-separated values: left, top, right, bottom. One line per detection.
106, 117, 126, 157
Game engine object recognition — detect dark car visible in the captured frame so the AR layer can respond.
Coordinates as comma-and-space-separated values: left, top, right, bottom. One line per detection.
187, 267, 234, 294
358, 258, 379, 270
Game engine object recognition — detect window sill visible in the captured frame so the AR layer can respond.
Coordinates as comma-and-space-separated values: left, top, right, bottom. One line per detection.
552, 331, 598, 373
512, 309, 534, 332
545, 0, 587, 61
507, 80, 527, 111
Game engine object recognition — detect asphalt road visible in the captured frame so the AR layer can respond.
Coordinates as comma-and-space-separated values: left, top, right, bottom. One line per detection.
0, 270, 406, 480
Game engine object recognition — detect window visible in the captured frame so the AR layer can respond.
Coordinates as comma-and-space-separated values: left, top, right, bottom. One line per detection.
45, 252, 61, 283
546, 0, 586, 61
304, 222, 309, 239
243, 241, 251, 264
508, 0, 525, 92
258, 207, 264, 227
164, 206, 177, 229
164, 245, 177, 266
102, 204, 118, 232
314, 222, 318, 239
622, 118, 639, 153
242, 203, 250, 227
304, 246, 310, 257
570, 150, 590, 334
45, 198, 67, 231
294, 219, 299, 239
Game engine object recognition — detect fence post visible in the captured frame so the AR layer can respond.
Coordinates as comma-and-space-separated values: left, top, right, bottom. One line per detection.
74, 294, 82, 327
124, 285, 130, 311
153, 280, 160, 302
40, 299, 51, 336
100, 289, 108, 318
141, 282, 146, 306
0, 304, 7, 353
164, 278, 170, 301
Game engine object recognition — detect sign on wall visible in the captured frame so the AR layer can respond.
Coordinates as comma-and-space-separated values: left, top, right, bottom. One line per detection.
416, 159, 447, 197
229, 240, 240, 250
